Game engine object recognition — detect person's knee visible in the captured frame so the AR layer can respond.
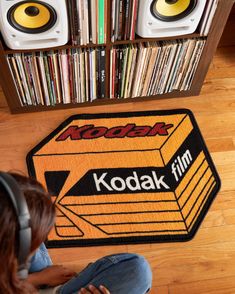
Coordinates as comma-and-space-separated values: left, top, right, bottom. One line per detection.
131, 254, 152, 288
88, 253, 152, 293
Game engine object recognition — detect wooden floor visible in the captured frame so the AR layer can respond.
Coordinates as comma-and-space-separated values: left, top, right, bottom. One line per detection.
0, 45, 234, 294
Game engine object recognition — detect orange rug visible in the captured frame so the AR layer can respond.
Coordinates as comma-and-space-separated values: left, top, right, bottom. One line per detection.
27, 110, 220, 247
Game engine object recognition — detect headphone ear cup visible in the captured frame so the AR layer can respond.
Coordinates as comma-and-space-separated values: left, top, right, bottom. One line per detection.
18, 266, 30, 280
17, 220, 32, 279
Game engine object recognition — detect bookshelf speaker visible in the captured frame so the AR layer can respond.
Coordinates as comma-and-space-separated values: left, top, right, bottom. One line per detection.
0, 0, 68, 49
136, 0, 207, 37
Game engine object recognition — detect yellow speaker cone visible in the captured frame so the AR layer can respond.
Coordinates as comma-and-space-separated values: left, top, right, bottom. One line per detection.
13, 3, 51, 29
155, 0, 191, 17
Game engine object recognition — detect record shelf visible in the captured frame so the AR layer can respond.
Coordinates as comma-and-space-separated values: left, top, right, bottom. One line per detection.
0, 0, 234, 114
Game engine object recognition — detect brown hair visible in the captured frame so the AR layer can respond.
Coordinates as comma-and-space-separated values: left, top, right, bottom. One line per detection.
0, 172, 55, 294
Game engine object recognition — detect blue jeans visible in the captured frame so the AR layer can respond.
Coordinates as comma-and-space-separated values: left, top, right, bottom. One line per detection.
29, 244, 152, 294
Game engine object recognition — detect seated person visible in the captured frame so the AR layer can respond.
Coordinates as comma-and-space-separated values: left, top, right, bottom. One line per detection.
0, 171, 152, 294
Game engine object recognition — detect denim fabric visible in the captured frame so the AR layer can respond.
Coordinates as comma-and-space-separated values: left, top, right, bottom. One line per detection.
30, 244, 152, 294
58, 253, 152, 294
29, 243, 53, 273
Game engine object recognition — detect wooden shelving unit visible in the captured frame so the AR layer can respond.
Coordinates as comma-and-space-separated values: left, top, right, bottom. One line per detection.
0, 0, 234, 114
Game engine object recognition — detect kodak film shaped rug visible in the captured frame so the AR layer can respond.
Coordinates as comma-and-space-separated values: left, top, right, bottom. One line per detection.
27, 109, 220, 247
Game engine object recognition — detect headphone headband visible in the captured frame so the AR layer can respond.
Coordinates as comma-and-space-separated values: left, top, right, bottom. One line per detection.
0, 172, 31, 280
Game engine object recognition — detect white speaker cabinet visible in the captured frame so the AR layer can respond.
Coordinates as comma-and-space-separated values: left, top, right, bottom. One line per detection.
0, 0, 69, 50
136, 0, 207, 38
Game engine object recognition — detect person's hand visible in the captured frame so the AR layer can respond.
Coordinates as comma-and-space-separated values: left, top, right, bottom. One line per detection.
28, 265, 76, 287
79, 285, 110, 294
40, 265, 76, 286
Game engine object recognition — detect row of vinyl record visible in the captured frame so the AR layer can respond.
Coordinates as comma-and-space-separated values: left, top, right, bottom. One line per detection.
7, 38, 205, 107
67, 0, 107, 46
7, 48, 106, 106
199, 0, 219, 36
110, 38, 206, 99
111, 0, 139, 42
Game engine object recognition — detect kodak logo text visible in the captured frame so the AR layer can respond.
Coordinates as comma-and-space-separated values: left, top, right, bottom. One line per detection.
56, 123, 173, 141
93, 171, 170, 192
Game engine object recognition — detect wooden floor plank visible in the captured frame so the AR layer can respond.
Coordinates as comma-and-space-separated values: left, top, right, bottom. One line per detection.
169, 275, 235, 294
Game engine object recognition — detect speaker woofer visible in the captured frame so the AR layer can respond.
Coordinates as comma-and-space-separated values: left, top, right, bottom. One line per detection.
151, 0, 197, 22
7, 0, 57, 34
